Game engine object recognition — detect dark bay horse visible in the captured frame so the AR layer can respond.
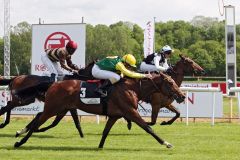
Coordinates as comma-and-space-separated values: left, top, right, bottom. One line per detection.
0, 61, 95, 136
142, 54, 205, 126
14, 73, 185, 148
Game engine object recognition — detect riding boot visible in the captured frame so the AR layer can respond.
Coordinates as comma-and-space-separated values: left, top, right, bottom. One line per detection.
95, 80, 112, 97
50, 73, 56, 82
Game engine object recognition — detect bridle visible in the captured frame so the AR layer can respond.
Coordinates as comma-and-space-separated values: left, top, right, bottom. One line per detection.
139, 76, 175, 101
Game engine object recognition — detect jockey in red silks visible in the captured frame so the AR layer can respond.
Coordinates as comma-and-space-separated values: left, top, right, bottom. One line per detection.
41, 40, 80, 81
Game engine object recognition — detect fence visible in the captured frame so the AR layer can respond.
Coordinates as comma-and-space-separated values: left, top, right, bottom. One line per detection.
229, 87, 240, 119
0, 86, 225, 126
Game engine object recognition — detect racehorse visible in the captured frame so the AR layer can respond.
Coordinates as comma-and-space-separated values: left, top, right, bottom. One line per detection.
13, 72, 185, 148
0, 61, 95, 137
15, 54, 204, 137
145, 54, 205, 126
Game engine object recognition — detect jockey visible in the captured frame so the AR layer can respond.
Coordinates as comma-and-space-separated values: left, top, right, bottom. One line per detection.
41, 40, 80, 81
92, 54, 152, 97
140, 45, 174, 73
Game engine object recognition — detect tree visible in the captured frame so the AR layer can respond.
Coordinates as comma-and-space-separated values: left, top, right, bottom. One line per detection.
10, 21, 32, 75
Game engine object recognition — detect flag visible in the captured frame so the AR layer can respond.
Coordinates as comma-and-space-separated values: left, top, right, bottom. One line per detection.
143, 21, 155, 58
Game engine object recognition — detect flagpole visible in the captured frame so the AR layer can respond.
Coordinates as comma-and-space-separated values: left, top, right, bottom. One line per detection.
153, 17, 156, 53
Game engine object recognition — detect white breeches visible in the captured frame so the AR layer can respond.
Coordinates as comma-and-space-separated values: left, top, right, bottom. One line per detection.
92, 64, 120, 84
41, 54, 64, 76
140, 62, 159, 72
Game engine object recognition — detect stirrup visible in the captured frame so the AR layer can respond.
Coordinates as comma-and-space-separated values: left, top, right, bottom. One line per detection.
96, 89, 107, 97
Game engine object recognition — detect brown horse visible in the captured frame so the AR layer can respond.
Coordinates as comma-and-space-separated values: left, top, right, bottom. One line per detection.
145, 54, 205, 126
15, 54, 204, 136
14, 72, 185, 148
0, 61, 95, 137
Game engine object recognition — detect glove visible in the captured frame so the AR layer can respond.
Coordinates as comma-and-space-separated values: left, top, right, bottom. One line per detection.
165, 67, 174, 75
72, 70, 79, 75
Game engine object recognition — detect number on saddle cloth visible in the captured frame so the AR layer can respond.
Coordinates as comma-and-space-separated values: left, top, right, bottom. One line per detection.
79, 80, 102, 104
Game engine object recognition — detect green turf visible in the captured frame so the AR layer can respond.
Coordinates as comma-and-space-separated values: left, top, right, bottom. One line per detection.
0, 119, 240, 160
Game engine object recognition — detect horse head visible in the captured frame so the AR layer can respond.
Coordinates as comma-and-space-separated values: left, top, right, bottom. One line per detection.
175, 54, 205, 76
151, 73, 185, 103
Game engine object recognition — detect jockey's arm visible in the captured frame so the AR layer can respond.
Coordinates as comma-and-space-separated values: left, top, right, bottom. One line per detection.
58, 52, 74, 72
66, 56, 80, 70
162, 59, 170, 69
154, 56, 167, 71
115, 62, 146, 78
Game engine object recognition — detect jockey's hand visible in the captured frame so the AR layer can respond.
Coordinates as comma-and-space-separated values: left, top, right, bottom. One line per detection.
165, 67, 174, 75
72, 70, 79, 75
145, 74, 152, 79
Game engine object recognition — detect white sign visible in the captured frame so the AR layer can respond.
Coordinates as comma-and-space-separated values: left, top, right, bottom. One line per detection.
143, 21, 154, 58
138, 92, 223, 118
31, 23, 86, 75
138, 83, 223, 118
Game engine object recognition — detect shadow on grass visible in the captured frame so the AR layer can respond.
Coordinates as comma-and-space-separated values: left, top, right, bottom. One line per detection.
0, 133, 54, 138
7, 145, 165, 152
84, 133, 145, 136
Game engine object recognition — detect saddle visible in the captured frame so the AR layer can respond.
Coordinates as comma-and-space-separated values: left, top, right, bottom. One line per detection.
79, 80, 113, 105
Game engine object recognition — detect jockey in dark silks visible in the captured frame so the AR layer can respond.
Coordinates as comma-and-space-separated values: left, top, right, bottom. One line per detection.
41, 40, 80, 81
140, 45, 174, 74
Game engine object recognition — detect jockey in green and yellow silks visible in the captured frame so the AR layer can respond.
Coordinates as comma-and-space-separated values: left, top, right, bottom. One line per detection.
92, 54, 151, 97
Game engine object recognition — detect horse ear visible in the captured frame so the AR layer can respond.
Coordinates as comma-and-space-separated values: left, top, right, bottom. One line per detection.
179, 54, 184, 59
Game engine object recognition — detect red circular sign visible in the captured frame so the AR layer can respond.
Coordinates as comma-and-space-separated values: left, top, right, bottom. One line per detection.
44, 32, 71, 50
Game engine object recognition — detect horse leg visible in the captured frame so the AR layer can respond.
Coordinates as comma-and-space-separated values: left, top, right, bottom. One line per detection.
126, 110, 173, 148
0, 97, 35, 129
0, 101, 18, 128
161, 104, 180, 125
124, 117, 132, 130
14, 112, 51, 148
14, 112, 42, 148
15, 116, 35, 137
98, 117, 119, 148
0, 110, 11, 128
0, 101, 15, 115
35, 111, 68, 132
147, 103, 160, 126
70, 109, 84, 138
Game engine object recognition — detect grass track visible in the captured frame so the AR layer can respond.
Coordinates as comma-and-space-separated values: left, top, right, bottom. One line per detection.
0, 118, 240, 160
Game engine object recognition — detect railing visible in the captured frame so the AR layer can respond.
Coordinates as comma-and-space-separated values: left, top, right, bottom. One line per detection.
180, 87, 221, 126
229, 87, 240, 120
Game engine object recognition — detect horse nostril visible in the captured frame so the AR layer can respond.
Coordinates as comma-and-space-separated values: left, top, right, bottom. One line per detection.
201, 70, 206, 75
182, 95, 186, 100
173, 94, 178, 100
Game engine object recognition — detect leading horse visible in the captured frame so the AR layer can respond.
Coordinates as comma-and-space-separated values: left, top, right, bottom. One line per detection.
14, 72, 185, 148
145, 54, 205, 126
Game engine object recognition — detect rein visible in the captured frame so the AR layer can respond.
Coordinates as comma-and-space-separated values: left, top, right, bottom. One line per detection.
138, 78, 163, 101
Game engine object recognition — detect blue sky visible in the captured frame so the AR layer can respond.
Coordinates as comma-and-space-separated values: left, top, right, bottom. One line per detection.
0, 0, 239, 37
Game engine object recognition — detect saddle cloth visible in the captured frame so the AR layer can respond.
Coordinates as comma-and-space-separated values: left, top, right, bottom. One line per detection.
79, 81, 102, 104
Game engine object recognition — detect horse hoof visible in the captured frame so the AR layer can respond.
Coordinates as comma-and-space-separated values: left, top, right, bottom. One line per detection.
15, 132, 20, 138
160, 121, 168, 125
0, 124, 5, 128
14, 142, 21, 148
163, 141, 173, 149
166, 143, 173, 148
127, 124, 132, 130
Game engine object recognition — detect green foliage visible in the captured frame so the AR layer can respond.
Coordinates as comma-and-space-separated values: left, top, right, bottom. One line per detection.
1, 17, 239, 77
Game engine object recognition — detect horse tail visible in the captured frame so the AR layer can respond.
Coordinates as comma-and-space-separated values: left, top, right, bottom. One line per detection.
0, 78, 14, 86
